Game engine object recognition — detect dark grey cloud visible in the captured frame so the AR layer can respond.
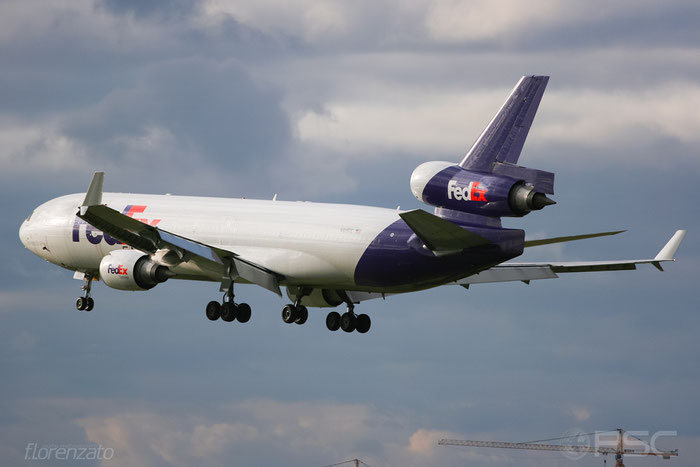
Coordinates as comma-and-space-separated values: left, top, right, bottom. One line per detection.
63, 58, 289, 169
99, 0, 199, 19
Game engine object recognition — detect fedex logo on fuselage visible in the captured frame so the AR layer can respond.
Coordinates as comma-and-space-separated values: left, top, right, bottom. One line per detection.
72, 205, 161, 245
447, 180, 488, 202
106, 264, 128, 275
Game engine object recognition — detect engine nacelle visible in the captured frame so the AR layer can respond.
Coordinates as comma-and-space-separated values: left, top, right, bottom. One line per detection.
99, 249, 174, 291
410, 161, 555, 217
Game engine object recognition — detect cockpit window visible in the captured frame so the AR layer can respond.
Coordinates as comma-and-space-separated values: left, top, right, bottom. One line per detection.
25, 211, 33, 222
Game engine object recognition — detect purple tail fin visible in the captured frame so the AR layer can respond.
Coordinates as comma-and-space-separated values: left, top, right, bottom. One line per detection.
460, 76, 549, 171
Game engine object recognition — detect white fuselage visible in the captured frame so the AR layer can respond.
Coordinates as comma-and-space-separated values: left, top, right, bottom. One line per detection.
20, 193, 402, 290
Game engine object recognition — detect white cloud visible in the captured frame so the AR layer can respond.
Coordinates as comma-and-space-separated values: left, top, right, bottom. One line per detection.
73, 399, 493, 467
408, 428, 461, 456
568, 407, 592, 421
199, 0, 355, 42
293, 80, 700, 166
0, 119, 88, 172
0, 0, 166, 49
425, 0, 565, 43
537, 82, 700, 147
295, 90, 503, 158
76, 400, 376, 467
198, 0, 700, 48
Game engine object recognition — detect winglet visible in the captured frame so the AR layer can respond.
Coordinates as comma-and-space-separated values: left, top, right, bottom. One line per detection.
654, 230, 687, 261
81, 172, 104, 215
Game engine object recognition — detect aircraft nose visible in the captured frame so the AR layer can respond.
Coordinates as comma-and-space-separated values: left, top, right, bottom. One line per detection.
19, 220, 29, 248
19, 216, 37, 252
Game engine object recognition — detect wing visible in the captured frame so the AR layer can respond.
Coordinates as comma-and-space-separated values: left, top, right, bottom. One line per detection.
459, 230, 686, 287
77, 172, 284, 296
399, 209, 491, 254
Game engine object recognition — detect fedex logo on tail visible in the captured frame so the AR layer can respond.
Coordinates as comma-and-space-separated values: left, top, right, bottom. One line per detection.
72, 205, 161, 245
447, 180, 488, 202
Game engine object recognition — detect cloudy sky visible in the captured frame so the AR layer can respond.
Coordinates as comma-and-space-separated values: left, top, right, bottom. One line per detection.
2, 1, 699, 466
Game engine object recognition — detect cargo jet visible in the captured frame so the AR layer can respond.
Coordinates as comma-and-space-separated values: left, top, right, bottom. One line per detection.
19, 76, 686, 333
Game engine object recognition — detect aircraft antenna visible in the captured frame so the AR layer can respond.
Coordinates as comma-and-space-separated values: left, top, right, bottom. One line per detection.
438, 428, 677, 466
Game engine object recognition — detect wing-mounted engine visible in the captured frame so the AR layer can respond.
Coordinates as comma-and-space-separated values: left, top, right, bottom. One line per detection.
410, 161, 555, 218
99, 249, 174, 291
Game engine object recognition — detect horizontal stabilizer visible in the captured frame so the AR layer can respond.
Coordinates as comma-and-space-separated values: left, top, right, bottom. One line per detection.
458, 230, 686, 286
524, 230, 625, 248
399, 209, 491, 253
460, 76, 549, 171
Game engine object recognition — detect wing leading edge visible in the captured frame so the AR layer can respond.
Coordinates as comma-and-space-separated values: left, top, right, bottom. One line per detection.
77, 172, 284, 296
459, 230, 687, 286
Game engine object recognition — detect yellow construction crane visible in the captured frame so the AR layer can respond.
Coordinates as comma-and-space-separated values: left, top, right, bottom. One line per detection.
438, 428, 678, 467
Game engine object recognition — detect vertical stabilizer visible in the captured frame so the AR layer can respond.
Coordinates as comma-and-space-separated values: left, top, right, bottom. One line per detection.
460, 76, 549, 172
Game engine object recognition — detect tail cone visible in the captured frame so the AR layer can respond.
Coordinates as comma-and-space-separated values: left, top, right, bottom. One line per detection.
531, 192, 556, 210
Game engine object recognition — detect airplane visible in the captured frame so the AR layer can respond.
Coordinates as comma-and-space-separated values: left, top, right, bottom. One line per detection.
18, 76, 686, 334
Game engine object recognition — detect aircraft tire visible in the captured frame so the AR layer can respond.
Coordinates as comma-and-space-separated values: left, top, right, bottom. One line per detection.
206, 301, 221, 321
340, 312, 356, 333
76, 297, 86, 311
326, 311, 341, 331
85, 297, 94, 312
294, 305, 308, 325
356, 314, 371, 333
237, 303, 252, 323
221, 302, 237, 322
282, 304, 296, 323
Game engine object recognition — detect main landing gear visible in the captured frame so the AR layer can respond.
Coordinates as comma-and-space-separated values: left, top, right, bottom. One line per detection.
205, 287, 251, 324
281, 303, 308, 325
283, 288, 371, 333
325, 305, 371, 334
75, 273, 95, 311
281, 287, 309, 326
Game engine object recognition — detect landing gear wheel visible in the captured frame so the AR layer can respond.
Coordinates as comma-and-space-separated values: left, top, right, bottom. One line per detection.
85, 297, 94, 312
76, 297, 86, 311
236, 303, 251, 323
294, 305, 308, 325
326, 311, 341, 331
206, 301, 221, 321
356, 314, 371, 333
282, 304, 296, 323
220, 302, 237, 322
340, 312, 356, 333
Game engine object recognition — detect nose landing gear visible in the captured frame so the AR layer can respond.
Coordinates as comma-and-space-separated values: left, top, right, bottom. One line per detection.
75, 273, 95, 311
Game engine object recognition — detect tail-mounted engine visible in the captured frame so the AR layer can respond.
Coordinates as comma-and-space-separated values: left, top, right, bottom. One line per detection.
99, 249, 174, 291
410, 161, 555, 217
